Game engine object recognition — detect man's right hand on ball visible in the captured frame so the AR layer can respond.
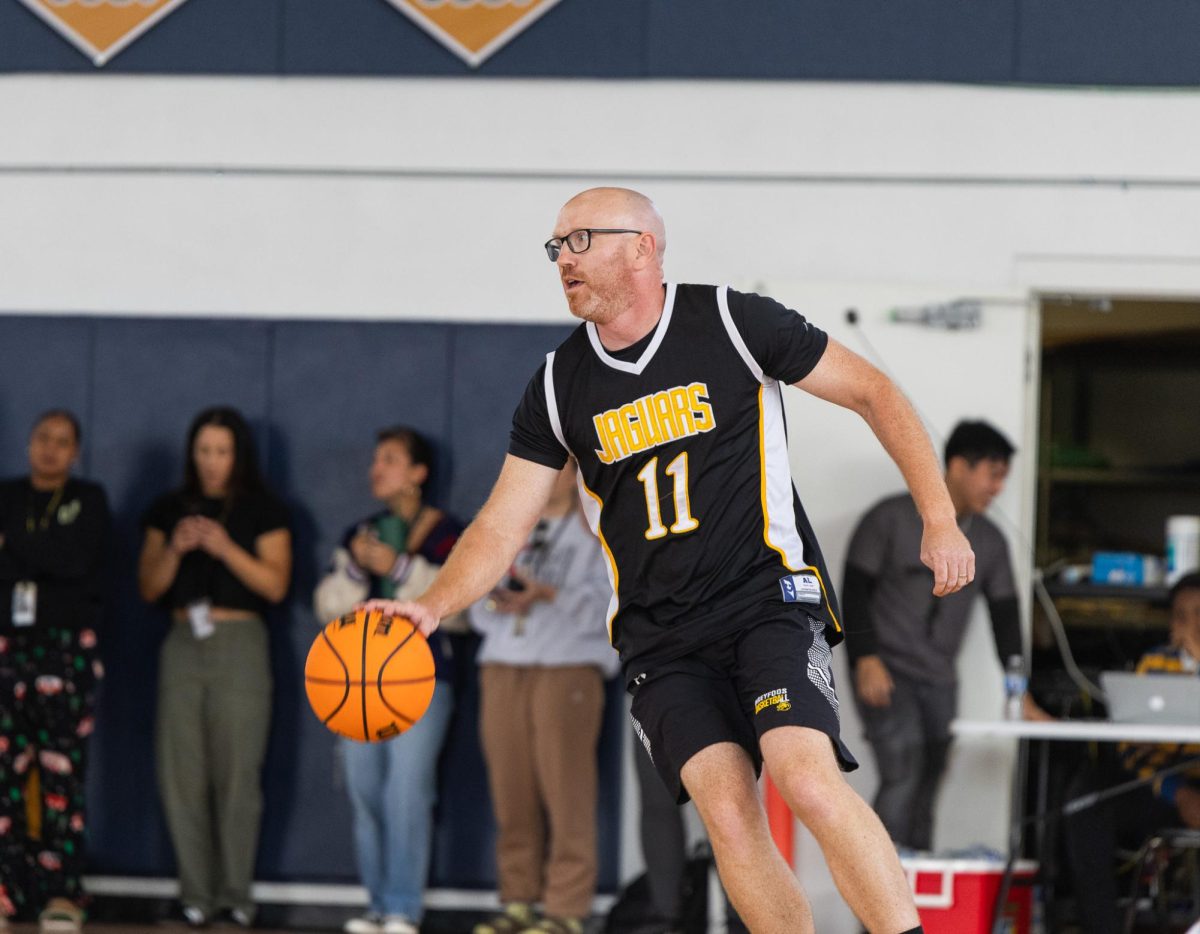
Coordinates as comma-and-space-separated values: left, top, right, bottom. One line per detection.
358, 599, 441, 637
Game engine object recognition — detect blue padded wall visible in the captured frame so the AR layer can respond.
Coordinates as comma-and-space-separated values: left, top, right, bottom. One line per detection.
0, 313, 629, 892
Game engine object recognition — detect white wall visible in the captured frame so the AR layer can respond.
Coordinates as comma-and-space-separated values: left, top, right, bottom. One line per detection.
3, 77, 1200, 321
5, 74, 1200, 931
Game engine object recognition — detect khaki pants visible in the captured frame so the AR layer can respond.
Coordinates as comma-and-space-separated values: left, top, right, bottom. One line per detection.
479, 664, 605, 919
156, 619, 272, 918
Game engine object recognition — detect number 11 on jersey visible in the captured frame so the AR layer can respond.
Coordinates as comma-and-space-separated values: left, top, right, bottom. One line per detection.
636, 451, 700, 540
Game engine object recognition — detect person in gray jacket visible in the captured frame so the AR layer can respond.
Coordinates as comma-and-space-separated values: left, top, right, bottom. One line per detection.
844, 419, 1050, 852
469, 462, 617, 934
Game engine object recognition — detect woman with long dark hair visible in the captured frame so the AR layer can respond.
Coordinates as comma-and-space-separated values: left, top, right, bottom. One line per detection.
138, 407, 292, 929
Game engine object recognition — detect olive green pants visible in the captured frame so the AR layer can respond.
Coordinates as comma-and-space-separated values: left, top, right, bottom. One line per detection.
156, 619, 272, 919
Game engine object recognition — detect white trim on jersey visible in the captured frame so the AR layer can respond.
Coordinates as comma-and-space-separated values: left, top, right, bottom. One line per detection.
585, 282, 678, 375
544, 349, 618, 636
575, 473, 620, 640
718, 283, 809, 571
543, 351, 568, 451
715, 284, 764, 382
760, 381, 808, 571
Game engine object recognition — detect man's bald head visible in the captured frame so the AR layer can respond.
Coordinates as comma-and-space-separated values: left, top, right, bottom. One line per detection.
559, 187, 667, 264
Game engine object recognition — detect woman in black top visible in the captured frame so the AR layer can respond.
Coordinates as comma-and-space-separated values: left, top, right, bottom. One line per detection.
0, 410, 109, 933
138, 407, 291, 930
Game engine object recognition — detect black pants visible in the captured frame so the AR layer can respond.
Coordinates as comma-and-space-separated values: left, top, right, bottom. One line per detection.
855, 674, 956, 851
1062, 756, 1181, 934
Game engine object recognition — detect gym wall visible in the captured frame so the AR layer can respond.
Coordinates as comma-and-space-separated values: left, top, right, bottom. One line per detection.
0, 312, 629, 891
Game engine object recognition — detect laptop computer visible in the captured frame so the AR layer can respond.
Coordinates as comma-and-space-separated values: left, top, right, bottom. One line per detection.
1101, 671, 1200, 725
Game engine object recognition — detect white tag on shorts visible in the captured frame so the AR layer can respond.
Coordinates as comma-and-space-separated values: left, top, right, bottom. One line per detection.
779, 572, 822, 605
12, 581, 37, 627
187, 599, 215, 640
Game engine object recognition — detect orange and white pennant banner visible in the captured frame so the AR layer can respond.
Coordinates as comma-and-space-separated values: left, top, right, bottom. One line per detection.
17, 0, 192, 67
384, 0, 565, 68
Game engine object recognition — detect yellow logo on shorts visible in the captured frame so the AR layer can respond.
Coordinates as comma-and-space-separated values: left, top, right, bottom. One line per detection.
18, 0, 191, 66
754, 688, 791, 715
384, 0, 565, 68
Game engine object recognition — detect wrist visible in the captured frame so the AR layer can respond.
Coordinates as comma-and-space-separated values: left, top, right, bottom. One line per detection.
923, 509, 958, 529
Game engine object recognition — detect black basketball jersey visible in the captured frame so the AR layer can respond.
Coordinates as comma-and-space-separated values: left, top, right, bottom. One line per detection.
510, 283, 843, 676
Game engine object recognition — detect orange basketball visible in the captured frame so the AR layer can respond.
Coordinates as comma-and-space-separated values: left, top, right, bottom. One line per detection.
304, 608, 436, 743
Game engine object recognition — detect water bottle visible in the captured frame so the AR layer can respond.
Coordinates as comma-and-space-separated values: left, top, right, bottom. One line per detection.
1004, 654, 1027, 721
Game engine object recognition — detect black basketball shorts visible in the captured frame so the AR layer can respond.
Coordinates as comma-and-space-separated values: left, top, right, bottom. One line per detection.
628, 613, 858, 804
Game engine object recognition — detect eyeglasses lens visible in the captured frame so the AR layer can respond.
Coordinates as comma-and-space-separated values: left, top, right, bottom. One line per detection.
566, 230, 591, 254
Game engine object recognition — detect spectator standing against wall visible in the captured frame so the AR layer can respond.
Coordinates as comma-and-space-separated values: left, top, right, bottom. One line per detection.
137, 407, 292, 930
844, 419, 1050, 851
313, 427, 463, 934
469, 462, 616, 934
0, 410, 109, 934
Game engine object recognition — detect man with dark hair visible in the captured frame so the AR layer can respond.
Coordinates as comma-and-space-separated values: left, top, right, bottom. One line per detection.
844, 418, 1048, 851
1063, 572, 1200, 934
943, 419, 1015, 467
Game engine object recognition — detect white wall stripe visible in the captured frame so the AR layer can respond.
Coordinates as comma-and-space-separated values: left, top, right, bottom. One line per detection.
80, 877, 614, 912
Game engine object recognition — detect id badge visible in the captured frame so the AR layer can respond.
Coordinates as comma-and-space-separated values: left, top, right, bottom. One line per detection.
12, 581, 37, 627
187, 599, 215, 640
779, 572, 823, 606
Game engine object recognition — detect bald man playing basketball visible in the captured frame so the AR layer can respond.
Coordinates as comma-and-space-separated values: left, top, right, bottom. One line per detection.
367, 187, 973, 933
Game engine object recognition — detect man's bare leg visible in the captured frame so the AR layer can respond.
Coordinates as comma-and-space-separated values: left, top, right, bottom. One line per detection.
761, 726, 920, 934
680, 742, 815, 934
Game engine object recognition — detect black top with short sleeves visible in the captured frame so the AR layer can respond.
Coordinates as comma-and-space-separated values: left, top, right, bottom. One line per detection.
509, 283, 842, 678
143, 489, 290, 614
0, 477, 110, 632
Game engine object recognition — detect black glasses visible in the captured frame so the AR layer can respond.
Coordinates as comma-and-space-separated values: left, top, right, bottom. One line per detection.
543, 228, 643, 262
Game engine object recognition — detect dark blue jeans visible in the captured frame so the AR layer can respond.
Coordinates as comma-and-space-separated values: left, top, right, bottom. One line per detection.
855, 674, 956, 851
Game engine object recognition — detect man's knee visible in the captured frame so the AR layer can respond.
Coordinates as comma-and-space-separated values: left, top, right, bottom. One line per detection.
684, 743, 763, 848
765, 739, 858, 829
700, 791, 764, 851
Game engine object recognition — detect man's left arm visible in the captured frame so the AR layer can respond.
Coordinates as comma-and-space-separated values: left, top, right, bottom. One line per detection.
795, 338, 973, 596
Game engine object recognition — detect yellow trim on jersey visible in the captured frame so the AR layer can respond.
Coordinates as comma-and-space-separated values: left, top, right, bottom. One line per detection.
757, 386, 842, 634
578, 478, 621, 642
757, 385, 793, 569
802, 564, 841, 634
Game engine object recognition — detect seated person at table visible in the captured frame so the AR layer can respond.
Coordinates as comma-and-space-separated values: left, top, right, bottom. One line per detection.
1063, 571, 1200, 934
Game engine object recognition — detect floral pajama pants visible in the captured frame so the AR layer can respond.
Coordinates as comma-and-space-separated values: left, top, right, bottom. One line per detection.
0, 626, 100, 921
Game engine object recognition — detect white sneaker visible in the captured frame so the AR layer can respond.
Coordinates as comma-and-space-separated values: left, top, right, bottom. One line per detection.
344, 914, 385, 934
382, 916, 418, 934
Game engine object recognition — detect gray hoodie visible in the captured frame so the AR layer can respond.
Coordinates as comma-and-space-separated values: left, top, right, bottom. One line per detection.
469, 510, 618, 677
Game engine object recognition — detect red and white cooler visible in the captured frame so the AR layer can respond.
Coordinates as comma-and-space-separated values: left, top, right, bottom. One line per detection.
901, 857, 1038, 934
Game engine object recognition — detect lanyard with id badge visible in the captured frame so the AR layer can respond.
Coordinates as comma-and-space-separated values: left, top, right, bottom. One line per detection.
184, 498, 231, 641
12, 486, 65, 628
